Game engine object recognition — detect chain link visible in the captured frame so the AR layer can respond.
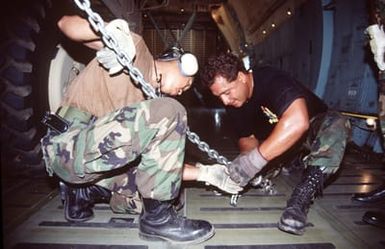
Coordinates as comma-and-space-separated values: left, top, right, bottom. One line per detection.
69, 0, 291, 206
71, 0, 282, 205
73, 0, 231, 165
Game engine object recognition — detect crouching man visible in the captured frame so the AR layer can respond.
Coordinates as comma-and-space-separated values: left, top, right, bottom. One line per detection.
201, 52, 351, 235
41, 15, 241, 244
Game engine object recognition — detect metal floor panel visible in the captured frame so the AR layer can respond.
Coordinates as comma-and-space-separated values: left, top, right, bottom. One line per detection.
2, 150, 385, 249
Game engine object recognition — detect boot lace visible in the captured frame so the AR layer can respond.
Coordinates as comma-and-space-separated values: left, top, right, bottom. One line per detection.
288, 167, 324, 211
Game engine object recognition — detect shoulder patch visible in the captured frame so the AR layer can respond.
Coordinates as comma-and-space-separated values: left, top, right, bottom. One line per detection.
261, 106, 279, 124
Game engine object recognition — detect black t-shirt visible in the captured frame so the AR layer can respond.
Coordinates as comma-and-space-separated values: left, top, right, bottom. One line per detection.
226, 66, 328, 140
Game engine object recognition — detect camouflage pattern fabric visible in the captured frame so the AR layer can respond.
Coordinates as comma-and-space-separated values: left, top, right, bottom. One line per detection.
302, 110, 351, 175
96, 166, 143, 214
41, 97, 187, 213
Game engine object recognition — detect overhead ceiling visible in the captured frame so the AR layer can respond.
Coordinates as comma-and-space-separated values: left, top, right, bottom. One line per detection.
222, 0, 308, 51
94, 0, 308, 53
141, 0, 309, 50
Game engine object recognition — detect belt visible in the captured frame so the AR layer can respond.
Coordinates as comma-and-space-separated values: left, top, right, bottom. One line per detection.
56, 106, 94, 123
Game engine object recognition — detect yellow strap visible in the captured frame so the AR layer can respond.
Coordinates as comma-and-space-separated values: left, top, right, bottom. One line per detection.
340, 111, 378, 120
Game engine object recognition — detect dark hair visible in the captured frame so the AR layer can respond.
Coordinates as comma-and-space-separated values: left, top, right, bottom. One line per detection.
200, 52, 247, 88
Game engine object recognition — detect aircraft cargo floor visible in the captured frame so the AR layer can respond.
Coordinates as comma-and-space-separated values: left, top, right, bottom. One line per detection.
3, 146, 385, 249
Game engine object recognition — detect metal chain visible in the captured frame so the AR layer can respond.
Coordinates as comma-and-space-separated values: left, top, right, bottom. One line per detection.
73, 1, 244, 206
70, 0, 289, 206
73, 0, 231, 166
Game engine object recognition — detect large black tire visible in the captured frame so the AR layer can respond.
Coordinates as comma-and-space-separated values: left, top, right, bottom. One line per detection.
0, 0, 92, 174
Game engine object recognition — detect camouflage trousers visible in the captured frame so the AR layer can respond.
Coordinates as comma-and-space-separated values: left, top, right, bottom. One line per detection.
302, 110, 351, 175
41, 97, 187, 214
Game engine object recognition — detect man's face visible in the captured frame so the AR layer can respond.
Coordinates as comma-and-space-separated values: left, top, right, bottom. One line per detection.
209, 73, 250, 108
159, 61, 193, 96
161, 76, 193, 96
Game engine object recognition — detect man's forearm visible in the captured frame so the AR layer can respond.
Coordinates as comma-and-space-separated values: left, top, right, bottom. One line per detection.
259, 98, 309, 161
182, 163, 199, 181
238, 135, 259, 153
57, 15, 104, 50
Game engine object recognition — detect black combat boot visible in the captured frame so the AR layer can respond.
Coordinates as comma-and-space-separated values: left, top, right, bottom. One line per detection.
139, 198, 215, 244
362, 211, 385, 229
60, 181, 112, 222
278, 166, 324, 235
352, 182, 385, 203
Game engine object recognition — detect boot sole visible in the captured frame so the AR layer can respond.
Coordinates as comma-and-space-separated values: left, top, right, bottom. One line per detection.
64, 212, 94, 223
139, 226, 215, 245
351, 198, 385, 204
277, 221, 305, 235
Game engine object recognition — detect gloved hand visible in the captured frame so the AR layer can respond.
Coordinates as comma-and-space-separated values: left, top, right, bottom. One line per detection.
96, 19, 136, 75
228, 149, 268, 187
366, 24, 385, 71
196, 163, 243, 194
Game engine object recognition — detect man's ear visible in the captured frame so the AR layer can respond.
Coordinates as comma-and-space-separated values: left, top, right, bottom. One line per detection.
238, 72, 246, 84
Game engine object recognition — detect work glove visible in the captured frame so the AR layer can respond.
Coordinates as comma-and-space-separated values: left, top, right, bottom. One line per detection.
228, 149, 268, 187
196, 163, 243, 194
366, 24, 385, 71
96, 19, 136, 75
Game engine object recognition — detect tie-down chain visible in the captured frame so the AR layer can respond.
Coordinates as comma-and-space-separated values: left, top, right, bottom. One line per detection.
73, 0, 277, 206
